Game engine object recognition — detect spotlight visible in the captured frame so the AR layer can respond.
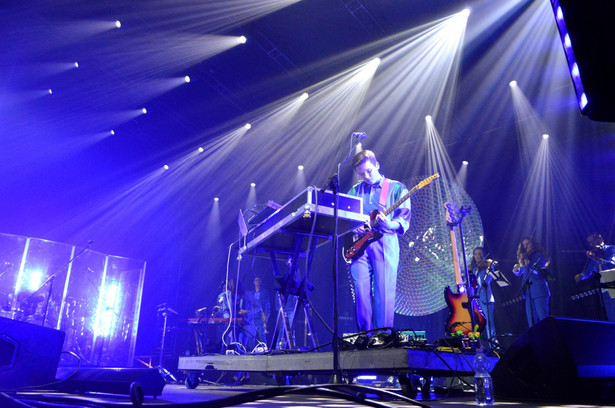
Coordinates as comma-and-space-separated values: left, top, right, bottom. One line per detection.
115, 20, 121, 28
542, 134, 549, 140
298, 165, 304, 170
184, 75, 191, 83
425, 115, 432, 122
141, 108, 147, 114
238, 36, 247, 44
580, 93, 588, 109
368, 57, 381, 67
214, 197, 219, 202
571, 63, 580, 79
244, 123, 251, 130
163, 165, 169, 170
250, 183, 256, 187
299, 92, 309, 101
461, 8, 471, 18
198, 147, 204, 153
556, 6, 564, 22
110, 130, 115, 135
509, 80, 517, 88
74, 62, 79, 68
48, 89, 53, 94
462, 160, 468, 165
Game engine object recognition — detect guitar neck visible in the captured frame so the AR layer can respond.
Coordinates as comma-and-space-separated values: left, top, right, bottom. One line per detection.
383, 183, 420, 217
449, 226, 464, 287
369, 173, 439, 227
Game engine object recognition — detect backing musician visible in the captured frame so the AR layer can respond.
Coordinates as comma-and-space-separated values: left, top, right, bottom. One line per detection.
468, 247, 498, 341
512, 237, 550, 328
212, 278, 255, 352
573, 233, 615, 321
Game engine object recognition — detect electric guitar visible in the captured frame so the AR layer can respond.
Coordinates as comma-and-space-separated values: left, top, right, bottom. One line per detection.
443, 201, 486, 335
344, 173, 439, 261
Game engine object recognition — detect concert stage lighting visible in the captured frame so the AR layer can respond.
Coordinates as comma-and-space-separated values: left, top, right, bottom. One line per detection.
542, 133, 549, 139
250, 183, 256, 187
509, 80, 517, 88
462, 161, 468, 165
184, 75, 191, 83
110, 130, 115, 135
48, 89, 53, 94
244, 123, 251, 130
238, 36, 247, 44
74, 62, 79, 68
163, 165, 169, 170
198, 147, 204, 153
297, 165, 304, 170
115, 20, 121, 28
141, 108, 147, 114
550, 0, 615, 121
299, 92, 309, 101
214, 197, 219, 201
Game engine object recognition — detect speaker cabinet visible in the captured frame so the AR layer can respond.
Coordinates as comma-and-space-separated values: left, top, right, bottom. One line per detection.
491, 316, 615, 404
0, 316, 65, 390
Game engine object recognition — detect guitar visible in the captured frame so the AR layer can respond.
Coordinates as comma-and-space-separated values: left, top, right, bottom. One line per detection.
344, 173, 440, 261
443, 201, 486, 335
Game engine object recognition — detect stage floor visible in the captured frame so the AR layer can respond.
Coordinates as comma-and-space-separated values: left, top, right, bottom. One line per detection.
13, 383, 610, 407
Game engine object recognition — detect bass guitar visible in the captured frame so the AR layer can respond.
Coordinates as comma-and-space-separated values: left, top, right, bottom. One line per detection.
443, 201, 486, 335
344, 173, 439, 261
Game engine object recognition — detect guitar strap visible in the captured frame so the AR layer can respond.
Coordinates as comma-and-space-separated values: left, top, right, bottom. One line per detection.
379, 178, 390, 210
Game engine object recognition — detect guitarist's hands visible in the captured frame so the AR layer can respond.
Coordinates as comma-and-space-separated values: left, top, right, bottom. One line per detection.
374, 213, 400, 233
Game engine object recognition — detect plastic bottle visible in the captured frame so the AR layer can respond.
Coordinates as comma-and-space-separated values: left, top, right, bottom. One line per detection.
473, 348, 494, 405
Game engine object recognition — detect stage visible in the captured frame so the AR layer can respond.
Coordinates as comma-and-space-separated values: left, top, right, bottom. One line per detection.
13, 377, 609, 407
178, 347, 493, 379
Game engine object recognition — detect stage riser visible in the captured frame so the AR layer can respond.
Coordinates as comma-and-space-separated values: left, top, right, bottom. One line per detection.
178, 348, 497, 376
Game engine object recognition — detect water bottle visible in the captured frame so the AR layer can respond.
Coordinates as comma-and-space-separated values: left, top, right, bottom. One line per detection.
473, 348, 494, 405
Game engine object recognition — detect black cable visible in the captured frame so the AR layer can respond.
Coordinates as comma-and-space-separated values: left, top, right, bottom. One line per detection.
431, 338, 473, 389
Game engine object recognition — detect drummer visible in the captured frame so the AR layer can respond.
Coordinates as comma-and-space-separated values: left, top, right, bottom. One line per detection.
573, 233, 615, 321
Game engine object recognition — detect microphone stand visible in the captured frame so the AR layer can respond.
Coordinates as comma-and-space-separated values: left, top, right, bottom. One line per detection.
321, 134, 363, 384
516, 260, 537, 327
27, 240, 93, 327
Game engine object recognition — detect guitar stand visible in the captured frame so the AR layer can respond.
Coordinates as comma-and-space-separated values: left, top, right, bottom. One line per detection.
444, 203, 483, 335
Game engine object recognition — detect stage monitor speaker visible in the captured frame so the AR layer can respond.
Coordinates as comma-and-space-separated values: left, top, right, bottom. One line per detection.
0, 316, 65, 390
491, 316, 615, 404
56, 367, 166, 398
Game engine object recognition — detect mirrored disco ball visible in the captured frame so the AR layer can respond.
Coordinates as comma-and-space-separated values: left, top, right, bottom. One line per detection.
395, 176, 483, 316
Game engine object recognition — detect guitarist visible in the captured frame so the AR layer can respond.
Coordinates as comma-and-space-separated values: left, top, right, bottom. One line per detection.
347, 150, 411, 331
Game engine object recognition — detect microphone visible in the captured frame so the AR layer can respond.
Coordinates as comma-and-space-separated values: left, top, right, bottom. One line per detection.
352, 132, 367, 141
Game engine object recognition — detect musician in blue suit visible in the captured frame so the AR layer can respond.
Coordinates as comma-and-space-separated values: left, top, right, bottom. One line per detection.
574, 233, 615, 321
512, 237, 551, 327
468, 247, 497, 340
348, 150, 411, 331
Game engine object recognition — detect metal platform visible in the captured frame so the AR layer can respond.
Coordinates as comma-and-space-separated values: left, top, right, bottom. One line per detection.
178, 348, 498, 377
